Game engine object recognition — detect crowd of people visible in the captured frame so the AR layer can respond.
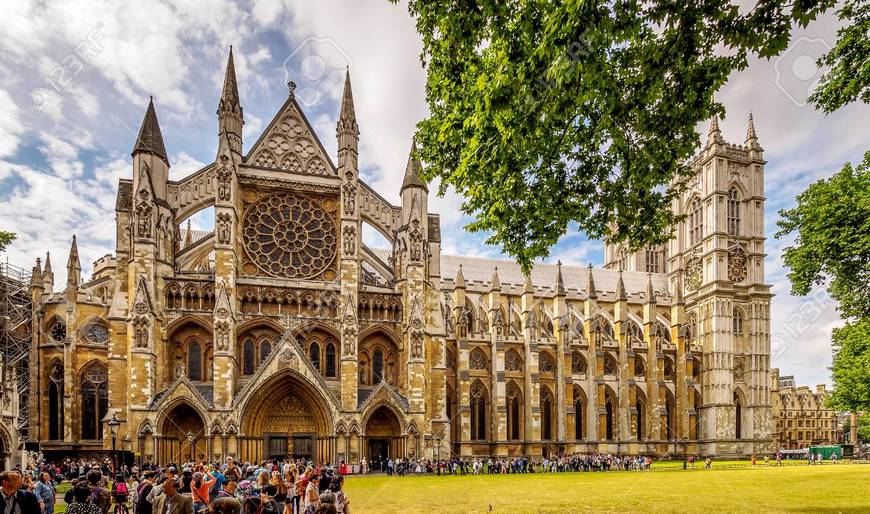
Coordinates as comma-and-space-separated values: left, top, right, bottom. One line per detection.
0, 457, 351, 514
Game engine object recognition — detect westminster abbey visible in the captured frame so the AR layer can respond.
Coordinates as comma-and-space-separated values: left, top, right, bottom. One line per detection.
27, 48, 774, 464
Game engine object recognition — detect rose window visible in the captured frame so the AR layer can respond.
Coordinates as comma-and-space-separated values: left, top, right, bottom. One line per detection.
242, 193, 337, 279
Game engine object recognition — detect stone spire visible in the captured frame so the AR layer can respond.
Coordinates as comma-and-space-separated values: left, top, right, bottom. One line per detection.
218, 46, 244, 156
66, 235, 81, 286
554, 260, 566, 295
401, 139, 427, 192
745, 112, 760, 149
489, 267, 501, 292
42, 251, 54, 291
707, 115, 723, 145
616, 269, 627, 301
673, 273, 684, 305
646, 273, 656, 304
584, 263, 596, 300
336, 68, 359, 167
338, 68, 357, 129
454, 264, 466, 289
132, 97, 169, 164
30, 257, 43, 288
523, 273, 534, 294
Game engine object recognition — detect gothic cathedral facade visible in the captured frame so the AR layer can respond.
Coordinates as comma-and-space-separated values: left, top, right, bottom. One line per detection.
28, 49, 772, 464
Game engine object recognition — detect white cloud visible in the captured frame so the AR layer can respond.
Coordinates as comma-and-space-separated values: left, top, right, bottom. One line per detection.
0, 89, 24, 157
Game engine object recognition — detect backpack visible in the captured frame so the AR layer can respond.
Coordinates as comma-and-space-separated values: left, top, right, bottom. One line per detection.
115, 482, 129, 496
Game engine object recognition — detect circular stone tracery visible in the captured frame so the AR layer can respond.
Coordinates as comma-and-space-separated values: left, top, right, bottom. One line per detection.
242, 193, 337, 279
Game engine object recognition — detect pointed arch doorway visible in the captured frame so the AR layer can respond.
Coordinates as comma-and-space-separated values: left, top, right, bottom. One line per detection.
364, 405, 403, 471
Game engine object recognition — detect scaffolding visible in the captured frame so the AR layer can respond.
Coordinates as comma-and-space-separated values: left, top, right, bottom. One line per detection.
0, 260, 31, 438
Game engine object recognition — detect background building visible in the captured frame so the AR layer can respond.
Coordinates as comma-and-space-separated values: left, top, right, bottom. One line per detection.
27, 49, 773, 464
771, 370, 839, 449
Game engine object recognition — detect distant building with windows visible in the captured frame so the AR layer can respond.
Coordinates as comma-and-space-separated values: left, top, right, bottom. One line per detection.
771, 370, 839, 449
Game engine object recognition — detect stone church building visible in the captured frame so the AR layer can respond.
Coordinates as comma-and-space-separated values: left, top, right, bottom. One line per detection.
27, 49, 773, 464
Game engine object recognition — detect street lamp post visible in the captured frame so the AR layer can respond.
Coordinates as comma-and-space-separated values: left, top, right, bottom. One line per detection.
186, 430, 195, 463
435, 436, 441, 475
108, 413, 120, 474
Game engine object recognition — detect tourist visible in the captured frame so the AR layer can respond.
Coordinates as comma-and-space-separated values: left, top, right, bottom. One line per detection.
0, 471, 40, 514
704, 457, 712, 470
259, 485, 281, 514
33, 472, 54, 514
87, 470, 111, 514
191, 472, 216, 514
303, 475, 320, 514
64, 482, 101, 514
153, 478, 193, 514
328, 477, 348, 514
269, 475, 287, 513
136, 472, 156, 514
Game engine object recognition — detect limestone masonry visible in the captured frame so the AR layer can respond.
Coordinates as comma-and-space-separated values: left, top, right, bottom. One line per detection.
28, 49, 774, 463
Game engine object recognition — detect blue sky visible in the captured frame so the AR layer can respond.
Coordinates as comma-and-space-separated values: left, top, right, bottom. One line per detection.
0, 0, 867, 387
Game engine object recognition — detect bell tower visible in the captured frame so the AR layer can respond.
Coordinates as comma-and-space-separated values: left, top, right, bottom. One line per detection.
668, 113, 772, 456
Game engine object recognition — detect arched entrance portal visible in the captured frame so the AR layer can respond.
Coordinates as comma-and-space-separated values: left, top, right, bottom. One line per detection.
159, 403, 206, 464
240, 372, 334, 464
364, 406, 403, 471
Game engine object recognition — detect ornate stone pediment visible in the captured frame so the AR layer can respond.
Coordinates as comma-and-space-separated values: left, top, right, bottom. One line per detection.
245, 97, 336, 177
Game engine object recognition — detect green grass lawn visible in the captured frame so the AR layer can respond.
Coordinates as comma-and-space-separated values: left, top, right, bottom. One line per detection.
343, 463, 870, 513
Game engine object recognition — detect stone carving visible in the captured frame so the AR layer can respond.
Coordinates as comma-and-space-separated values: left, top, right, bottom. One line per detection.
49, 321, 66, 343
242, 192, 337, 279
343, 225, 356, 255
216, 159, 232, 202
49, 362, 64, 383
215, 321, 230, 352
216, 212, 232, 244
728, 244, 748, 283
132, 317, 149, 349
279, 346, 296, 367
342, 325, 357, 357
342, 181, 356, 215
135, 196, 153, 239
410, 331, 423, 359
83, 363, 107, 384
539, 352, 555, 373
733, 356, 745, 382
409, 219, 423, 262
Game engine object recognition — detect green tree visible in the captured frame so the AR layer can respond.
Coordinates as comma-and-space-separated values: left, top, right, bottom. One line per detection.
776, 153, 870, 320
393, 0, 836, 270
810, 0, 870, 112
827, 319, 870, 414
0, 230, 15, 253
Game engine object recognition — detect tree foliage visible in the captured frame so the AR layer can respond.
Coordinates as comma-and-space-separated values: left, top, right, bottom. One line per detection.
776, 153, 870, 320
395, 0, 834, 270
0, 230, 15, 253
810, 0, 870, 112
827, 319, 870, 413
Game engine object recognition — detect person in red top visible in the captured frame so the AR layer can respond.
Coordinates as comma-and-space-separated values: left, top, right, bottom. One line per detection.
338, 462, 347, 476
190, 472, 216, 513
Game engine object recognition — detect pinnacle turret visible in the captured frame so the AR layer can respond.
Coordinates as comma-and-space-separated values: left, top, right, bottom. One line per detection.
616, 269, 627, 301
454, 264, 466, 289
523, 273, 534, 295
585, 263, 597, 300
132, 97, 169, 164
401, 139, 427, 192
42, 252, 54, 291
646, 273, 656, 304
745, 112, 760, 149
489, 267, 501, 292
67, 235, 81, 286
554, 261, 566, 295
218, 46, 244, 156
707, 115, 724, 145
30, 257, 43, 289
